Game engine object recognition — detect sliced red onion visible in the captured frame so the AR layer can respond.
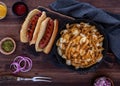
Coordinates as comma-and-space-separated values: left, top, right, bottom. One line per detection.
20, 57, 32, 72
10, 56, 32, 73
10, 62, 21, 73
14, 56, 25, 62
14, 56, 27, 70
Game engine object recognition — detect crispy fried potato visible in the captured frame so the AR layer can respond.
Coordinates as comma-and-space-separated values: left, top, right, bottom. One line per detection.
56, 22, 104, 69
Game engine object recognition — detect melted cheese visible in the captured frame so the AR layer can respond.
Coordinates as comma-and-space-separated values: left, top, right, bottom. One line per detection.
57, 47, 62, 56
96, 43, 100, 46
63, 30, 68, 33
62, 55, 67, 59
80, 33, 86, 37
59, 43, 63, 49
72, 29, 79, 36
93, 34, 97, 40
80, 37, 87, 44
60, 38, 66, 43
84, 23, 90, 27
66, 60, 71, 65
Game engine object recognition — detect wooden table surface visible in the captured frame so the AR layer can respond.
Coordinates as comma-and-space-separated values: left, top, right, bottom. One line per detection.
0, 0, 120, 86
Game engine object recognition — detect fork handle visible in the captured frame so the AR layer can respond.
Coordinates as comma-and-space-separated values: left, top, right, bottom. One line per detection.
33, 79, 52, 82
17, 77, 32, 81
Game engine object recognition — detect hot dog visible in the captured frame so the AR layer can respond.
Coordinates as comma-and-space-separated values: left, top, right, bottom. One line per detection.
43, 19, 58, 54
27, 12, 42, 42
20, 9, 46, 44
35, 17, 58, 54
20, 9, 58, 54
39, 18, 54, 48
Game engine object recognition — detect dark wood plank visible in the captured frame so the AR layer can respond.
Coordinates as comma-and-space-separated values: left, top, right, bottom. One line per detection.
0, 0, 120, 86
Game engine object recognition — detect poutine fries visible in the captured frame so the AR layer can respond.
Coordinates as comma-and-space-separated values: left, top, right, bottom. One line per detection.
56, 22, 104, 69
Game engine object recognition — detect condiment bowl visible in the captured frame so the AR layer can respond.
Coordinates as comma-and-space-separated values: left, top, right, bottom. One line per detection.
0, 1, 7, 20
93, 76, 114, 86
0, 37, 16, 55
12, 1, 28, 17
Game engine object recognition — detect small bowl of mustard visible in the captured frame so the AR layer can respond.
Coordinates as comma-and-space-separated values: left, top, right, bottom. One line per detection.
0, 37, 16, 55
0, 1, 7, 20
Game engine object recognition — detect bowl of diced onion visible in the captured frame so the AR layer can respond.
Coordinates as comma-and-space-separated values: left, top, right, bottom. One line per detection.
93, 76, 114, 86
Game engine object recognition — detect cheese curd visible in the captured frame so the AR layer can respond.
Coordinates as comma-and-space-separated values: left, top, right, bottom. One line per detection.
80, 37, 87, 44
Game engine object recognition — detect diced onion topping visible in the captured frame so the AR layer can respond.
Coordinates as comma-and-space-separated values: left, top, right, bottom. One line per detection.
94, 77, 112, 86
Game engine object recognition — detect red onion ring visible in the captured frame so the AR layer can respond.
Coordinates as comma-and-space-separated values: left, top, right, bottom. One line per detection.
10, 56, 32, 73
20, 57, 32, 72
14, 56, 27, 70
14, 56, 25, 62
10, 62, 21, 73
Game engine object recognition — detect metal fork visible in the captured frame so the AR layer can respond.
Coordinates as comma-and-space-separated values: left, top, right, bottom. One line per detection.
17, 76, 52, 82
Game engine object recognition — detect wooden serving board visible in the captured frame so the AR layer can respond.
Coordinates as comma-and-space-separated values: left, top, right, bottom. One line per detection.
0, 5, 120, 86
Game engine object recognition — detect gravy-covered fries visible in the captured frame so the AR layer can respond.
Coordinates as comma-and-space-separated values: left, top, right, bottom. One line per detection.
56, 22, 104, 69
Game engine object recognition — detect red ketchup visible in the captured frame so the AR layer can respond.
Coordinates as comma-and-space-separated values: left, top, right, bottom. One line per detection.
12, 2, 28, 16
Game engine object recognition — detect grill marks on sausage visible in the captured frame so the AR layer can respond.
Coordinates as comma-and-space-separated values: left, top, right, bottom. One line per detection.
27, 12, 42, 41
39, 19, 54, 48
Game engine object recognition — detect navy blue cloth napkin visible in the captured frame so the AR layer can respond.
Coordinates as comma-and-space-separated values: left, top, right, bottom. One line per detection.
50, 0, 120, 60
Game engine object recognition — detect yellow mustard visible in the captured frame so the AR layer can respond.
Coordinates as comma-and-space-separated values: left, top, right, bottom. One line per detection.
0, 2, 7, 19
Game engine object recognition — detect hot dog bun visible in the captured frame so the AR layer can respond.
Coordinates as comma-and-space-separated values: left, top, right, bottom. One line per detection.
35, 17, 50, 52
35, 18, 58, 54
30, 11, 47, 45
43, 19, 58, 54
20, 9, 40, 43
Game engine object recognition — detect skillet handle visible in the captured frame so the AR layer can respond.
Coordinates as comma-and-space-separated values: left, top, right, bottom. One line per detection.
103, 52, 115, 68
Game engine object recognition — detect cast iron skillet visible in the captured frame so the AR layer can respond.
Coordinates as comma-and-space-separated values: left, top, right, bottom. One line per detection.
53, 19, 108, 73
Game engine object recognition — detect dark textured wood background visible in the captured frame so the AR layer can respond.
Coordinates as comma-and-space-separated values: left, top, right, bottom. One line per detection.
0, 0, 120, 86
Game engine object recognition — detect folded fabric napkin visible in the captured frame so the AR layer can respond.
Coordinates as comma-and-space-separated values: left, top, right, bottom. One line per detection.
50, 0, 120, 60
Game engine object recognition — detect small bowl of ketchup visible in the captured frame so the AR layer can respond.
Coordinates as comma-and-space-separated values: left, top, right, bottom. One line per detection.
12, 1, 28, 17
